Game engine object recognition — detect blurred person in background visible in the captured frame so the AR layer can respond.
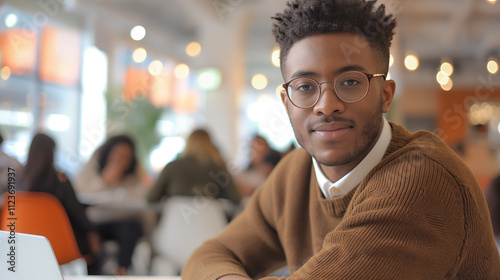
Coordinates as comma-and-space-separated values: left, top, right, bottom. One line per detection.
18, 133, 100, 273
235, 135, 282, 200
0, 133, 22, 194
147, 129, 241, 209
485, 174, 500, 253
74, 134, 151, 275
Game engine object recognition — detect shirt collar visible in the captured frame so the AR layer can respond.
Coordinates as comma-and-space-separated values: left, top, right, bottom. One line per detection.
313, 117, 392, 199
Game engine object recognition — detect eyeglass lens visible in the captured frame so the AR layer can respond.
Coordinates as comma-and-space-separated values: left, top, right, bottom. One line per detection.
287, 71, 369, 108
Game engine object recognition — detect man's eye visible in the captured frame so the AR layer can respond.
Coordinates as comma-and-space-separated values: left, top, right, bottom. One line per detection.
341, 79, 360, 86
296, 84, 314, 91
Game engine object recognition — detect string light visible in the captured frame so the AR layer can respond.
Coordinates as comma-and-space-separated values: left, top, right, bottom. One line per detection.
487, 59, 499, 74
404, 54, 419, 71
186, 42, 201, 57
252, 74, 268, 90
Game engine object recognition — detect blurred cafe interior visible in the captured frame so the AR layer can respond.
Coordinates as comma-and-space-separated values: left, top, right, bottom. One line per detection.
0, 0, 500, 276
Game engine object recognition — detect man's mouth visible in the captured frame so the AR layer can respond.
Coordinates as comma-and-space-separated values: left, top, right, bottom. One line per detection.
311, 122, 354, 140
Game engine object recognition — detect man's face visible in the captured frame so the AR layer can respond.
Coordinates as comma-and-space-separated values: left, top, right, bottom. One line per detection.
281, 33, 395, 181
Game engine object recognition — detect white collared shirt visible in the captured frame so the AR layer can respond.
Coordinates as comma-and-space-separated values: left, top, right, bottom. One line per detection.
313, 117, 392, 199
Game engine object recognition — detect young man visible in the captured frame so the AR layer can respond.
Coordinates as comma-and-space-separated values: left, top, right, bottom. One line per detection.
182, 0, 500, 279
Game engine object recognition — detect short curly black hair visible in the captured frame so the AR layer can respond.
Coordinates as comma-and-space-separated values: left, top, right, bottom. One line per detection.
272, 0, 396, 76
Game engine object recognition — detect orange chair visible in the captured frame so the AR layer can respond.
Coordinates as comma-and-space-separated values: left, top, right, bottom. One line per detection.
0, 191, 83, 265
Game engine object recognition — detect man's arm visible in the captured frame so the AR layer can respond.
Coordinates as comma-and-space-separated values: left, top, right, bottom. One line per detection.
181, 183, 287, 280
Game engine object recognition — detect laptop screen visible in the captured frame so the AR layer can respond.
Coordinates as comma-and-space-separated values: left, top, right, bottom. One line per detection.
0, 230, 64, 280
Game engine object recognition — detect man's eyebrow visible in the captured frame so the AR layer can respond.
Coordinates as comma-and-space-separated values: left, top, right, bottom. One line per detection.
289, 65, 368, 80
290, 71, 319, 80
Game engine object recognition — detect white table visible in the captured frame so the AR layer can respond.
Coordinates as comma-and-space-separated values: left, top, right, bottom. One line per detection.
64, 277, 181, 280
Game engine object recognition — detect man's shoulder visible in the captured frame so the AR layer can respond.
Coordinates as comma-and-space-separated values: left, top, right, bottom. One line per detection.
277, 148, 311, 169
386, 122, 476, 187
265, 148, 312, 186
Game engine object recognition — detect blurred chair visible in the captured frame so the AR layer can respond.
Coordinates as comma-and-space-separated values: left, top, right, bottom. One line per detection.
150, 196, 228, 275
0, 191, 87, 275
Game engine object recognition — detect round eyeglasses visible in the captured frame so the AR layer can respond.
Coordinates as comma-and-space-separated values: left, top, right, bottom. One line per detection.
282, 71, 386, 109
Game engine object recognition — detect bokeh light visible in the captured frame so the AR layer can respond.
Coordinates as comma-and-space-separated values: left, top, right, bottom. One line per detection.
440, 77, 453, 91
132, 47, 147, 63
436, 71, 450, 85
198, 68, 222, 90
404, 54, 419, 71
252, 74, 268, 90
1, 66, 11, 80
440, 62, 454, 76
487, 59, 499, 74
186, 41, 201, 57
148, 60, 163, 76
130, 25, 146, 41
174, 64, 190, 79
5, 13, 17, 28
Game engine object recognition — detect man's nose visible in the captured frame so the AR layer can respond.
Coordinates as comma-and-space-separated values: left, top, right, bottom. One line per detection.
312, 83, 346, 115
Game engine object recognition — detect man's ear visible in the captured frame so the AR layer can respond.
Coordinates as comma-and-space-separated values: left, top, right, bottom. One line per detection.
280, 87, 289, 112
382, 79, 396, 113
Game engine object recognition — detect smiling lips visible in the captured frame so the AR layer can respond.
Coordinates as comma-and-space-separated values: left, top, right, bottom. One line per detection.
311, 122, 354, 140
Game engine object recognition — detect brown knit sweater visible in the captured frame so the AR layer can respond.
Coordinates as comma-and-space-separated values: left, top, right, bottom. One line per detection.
182, 123, 500, 279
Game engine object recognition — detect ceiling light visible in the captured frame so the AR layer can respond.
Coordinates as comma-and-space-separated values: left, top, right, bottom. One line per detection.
130, 25, 146, 41
252, 74, 268, 90
436, 71, 450, 85
132, 48, 147, 63
487, 59, 499, 74
186, 42, 201, 57
440, 62, 454, 76
440, 77, 453, 91
148, 60, 163, 76
174, 64, 190, 79
404, 55, 419, 71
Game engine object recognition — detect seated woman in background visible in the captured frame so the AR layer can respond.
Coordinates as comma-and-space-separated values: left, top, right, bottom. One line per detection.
74, 134, 151, 275
235, 135, 282, 200
147, 129, 241, 208
18, 133, 100, 272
